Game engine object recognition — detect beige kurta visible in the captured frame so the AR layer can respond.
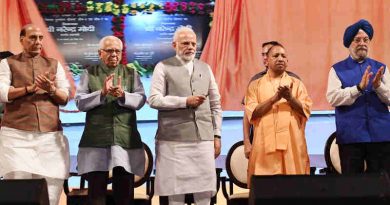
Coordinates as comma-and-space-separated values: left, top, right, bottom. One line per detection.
245, 71, 312, 187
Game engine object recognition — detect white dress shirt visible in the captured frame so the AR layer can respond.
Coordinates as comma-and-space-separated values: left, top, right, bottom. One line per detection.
326, 66, 390, 106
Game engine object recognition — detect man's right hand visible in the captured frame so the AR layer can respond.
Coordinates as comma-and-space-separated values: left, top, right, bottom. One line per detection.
186, 95, 206, 108
108, 75, 125, 98
244, 141, 252, 159
359, 65, 373, 90
25, 84, 38, 94
102, 74, 114, 96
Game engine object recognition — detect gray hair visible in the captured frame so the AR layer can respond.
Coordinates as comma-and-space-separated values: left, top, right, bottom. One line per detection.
99, 36, 123, 50
173, 25, 195, 42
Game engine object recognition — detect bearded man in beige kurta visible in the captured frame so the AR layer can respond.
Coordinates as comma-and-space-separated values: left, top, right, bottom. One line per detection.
245, 43, 312, 188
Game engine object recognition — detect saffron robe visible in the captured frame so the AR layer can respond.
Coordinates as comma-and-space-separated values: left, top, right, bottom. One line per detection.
245, 71, 312, 187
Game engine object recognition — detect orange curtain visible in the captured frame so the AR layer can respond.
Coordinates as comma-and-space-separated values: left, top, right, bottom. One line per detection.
201, 0, 390, 111
0, 0, 76, 98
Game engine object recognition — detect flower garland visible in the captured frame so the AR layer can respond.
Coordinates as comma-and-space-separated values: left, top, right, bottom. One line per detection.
111, 0, 127, 64
38, 1, 214, 65
164, 1, 214, 15
86, 1, 164, 16
38, 1, 214, 16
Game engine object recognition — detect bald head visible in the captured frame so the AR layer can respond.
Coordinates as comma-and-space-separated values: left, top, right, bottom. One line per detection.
19, 24, 41, 37
99, 36, 123, 50
20, 24, 44, 57
98, 36, 123, 68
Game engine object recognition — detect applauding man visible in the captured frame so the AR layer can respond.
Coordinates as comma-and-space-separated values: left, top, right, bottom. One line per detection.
75, 36, 146, 205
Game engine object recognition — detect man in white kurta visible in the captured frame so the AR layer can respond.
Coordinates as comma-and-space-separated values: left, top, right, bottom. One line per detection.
149, 26, 222, 205
0, 24, 70, 205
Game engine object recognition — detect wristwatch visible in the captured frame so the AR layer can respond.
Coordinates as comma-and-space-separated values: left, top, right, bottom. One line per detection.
356, 85, 363, 93
49, 87, 57, 96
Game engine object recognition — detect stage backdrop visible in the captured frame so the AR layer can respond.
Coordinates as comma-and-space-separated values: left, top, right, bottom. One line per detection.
1, 0, 390, 111
35, 0, 212, 71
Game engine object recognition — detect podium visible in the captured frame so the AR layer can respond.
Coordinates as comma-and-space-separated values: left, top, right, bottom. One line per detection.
0, 179, 49, 205
249, 173, 390, 205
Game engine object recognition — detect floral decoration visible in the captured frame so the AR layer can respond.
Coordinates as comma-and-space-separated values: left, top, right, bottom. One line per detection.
38, 1, 214, 65
38, 1, 213, 16
39, 1, 214, 113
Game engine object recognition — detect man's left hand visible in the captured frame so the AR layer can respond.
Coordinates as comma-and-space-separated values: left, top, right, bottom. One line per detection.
372, 66, 385, 89
278, 83, 292, 101
214, 138, 221, 159
108, 75, 125, 98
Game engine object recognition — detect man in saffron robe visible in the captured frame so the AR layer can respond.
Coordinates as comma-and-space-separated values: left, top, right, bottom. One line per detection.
242, 41, 300, 159
245, 43, 312, 187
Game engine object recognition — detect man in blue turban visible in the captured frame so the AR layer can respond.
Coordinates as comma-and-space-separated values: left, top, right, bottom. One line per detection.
343, 19, 374, 48
326, 19, 390, 174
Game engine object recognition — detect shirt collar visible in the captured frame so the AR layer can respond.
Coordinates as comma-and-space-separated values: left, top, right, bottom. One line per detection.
175, 55, 193, 65
99, 62, 121, 75
348, 55, 368, 64
22, 52, 41, 59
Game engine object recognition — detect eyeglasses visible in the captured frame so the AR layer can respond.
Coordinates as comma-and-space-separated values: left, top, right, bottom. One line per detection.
101, 49, 122, 54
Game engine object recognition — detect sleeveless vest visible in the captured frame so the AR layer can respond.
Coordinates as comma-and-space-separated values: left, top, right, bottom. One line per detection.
2, 53, 61, 132
79, 63, 142, 149
156, 57, 214, 141
333, 56, 390, 144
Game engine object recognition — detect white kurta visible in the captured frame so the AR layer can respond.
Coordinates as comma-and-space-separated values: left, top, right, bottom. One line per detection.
0, 58, 71, 179
149, 56, 222, 196
154, 140, 216, 196
0, 127, 70, 179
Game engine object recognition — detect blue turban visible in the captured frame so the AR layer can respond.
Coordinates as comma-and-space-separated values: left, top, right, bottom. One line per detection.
343, 19, 374, 48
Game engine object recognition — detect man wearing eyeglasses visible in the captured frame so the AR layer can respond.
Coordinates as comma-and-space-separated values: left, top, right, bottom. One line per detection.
326, 19, 390, 174
0, 24, 70, 205
75, 36, 146, 205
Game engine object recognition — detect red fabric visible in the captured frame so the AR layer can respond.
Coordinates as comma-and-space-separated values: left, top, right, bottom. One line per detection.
201, 0, 390, 111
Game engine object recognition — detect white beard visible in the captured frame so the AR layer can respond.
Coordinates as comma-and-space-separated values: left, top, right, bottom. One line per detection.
180, 54, 195, 62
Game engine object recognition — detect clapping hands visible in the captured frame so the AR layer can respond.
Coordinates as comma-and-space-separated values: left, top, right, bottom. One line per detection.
359, 65, 384, 90
35, 72, 56, 93
272, 83, 293, 103
278, 83, 293, 100
102, 74, 125, 98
